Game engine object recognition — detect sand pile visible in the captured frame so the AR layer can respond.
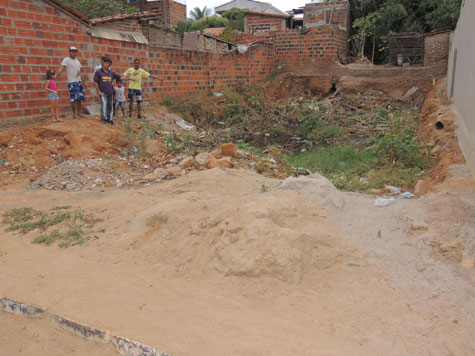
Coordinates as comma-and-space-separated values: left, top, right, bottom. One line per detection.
123, 169, 347, 283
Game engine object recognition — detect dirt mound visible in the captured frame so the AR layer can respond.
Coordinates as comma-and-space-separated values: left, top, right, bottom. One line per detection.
123, 169, 347, 283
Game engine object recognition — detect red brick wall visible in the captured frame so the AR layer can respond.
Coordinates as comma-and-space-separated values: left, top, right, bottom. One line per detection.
304, 1, 350, 31
168, 0, 186, 27
0, 0, 273, 122
133, 0, 186, 27
273, 26, 348, 69
245, 13, 286, 34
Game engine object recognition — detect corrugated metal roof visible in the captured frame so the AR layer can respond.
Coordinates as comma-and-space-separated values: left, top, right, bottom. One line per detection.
215, 0, 286, 15
90, 27, 149, 44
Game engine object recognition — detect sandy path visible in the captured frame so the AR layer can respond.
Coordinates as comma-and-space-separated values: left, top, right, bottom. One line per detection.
1, 168, 474, 355
0, 311, 117, 356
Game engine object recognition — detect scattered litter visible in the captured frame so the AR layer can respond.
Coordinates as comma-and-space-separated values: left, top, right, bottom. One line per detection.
237, 44, 248, 54
212, 92, 224, 97
400, 192, 416, 198
175, 119, 194, 130
0, 159, 8, 166
374, 197, 395, 207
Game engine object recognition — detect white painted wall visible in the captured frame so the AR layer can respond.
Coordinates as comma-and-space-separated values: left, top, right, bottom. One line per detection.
448, 0, 475, 174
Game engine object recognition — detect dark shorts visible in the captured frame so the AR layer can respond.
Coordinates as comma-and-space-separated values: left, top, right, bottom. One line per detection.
67, 81, 85, 102
128, 89, 143, 103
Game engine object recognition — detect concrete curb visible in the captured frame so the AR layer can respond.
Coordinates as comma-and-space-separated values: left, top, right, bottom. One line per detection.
1, 297, 46, 318
1, 297, 172, 356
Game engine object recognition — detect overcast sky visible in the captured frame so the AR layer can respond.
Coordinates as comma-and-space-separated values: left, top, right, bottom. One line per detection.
179, 0, 312, 17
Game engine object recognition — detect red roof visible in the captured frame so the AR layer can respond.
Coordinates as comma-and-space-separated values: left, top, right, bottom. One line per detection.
90, 11, 160, 25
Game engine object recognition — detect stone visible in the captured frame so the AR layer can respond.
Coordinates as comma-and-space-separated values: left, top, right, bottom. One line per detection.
216, 156, 231, 168
211, 149, 222, 159
165, 166, 182, 176
220, 142, 238, 157
143, 173, 156, 182
195, 152, 216, 167
179, 156, 193, 169
404, 86, 420, 99
411, 219, 428, 231
153, 168, 167, 178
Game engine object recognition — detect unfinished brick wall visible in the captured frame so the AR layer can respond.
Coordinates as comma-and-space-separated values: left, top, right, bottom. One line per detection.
304, 0, 350, 31
134, 0, 185, 27
0, 0, 274, 123
244, 12, 287, 34
98, 19, 142, 32
143, 25, 183, 48
273, 26, 348, 69
424, 31, 451, 75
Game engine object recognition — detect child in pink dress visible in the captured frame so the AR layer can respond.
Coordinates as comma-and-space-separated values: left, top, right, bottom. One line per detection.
44, 70, 61, 122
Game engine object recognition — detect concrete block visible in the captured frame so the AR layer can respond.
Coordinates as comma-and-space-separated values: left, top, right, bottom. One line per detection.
112, 335, 172, 356
1, 297, 45, 318
51, 314, 109, 343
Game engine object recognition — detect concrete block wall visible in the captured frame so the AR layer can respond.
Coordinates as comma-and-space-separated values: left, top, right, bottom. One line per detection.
447, 0, 475, 174
0, 0, 274, 123
244, 13, 287, 34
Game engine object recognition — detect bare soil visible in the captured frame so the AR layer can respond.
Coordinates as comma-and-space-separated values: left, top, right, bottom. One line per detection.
0, 76, 474, 356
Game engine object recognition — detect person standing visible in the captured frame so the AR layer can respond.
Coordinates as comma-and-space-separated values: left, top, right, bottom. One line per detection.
122, 59, 161, 119
94, 57, 133, 125
113, 79, 127, 119
44, 70, 61, 122
55, 46, 86, 119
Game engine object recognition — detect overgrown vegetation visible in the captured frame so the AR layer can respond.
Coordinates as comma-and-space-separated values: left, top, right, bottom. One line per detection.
163, 78, 432, 192
350, 0, 463, 63
3, 206, 104, 248
119, 116, 157, 156
58, 0, 137, 19
175, 8, 244, 43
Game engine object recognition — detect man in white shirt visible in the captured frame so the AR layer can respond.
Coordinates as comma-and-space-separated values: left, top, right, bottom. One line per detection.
55, 46, 86, 119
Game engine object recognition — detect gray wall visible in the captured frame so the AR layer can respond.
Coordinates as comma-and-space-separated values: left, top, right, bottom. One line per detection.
448, 0, 475, 174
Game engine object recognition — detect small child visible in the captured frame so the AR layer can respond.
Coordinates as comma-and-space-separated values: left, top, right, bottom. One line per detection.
113, 79, 126, 118
44, 70, 61, 122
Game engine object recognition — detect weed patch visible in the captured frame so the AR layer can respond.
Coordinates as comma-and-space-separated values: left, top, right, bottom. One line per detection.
2, 206, 104, 248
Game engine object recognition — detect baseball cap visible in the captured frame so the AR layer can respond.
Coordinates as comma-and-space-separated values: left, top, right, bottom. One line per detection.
69, 46, 78, 51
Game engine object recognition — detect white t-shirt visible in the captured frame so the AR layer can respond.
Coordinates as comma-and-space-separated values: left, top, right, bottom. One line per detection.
61, 57, 82, 83
114, 87, 126, 102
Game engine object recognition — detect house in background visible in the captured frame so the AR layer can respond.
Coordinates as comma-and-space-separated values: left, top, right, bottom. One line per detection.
215, 0, 287, 16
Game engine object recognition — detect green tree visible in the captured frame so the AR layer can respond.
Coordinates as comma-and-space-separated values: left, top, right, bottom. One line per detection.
58, 0, 138, 19
175, 21, 194, 34
189, 6, 211, 20
222, 8, 245, 31
349, 0, 463, 63
191, 15, 228, 32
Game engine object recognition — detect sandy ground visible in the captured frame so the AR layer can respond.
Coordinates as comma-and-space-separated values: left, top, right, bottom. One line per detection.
0, 312, 117, 356
1, 167, 474, 356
